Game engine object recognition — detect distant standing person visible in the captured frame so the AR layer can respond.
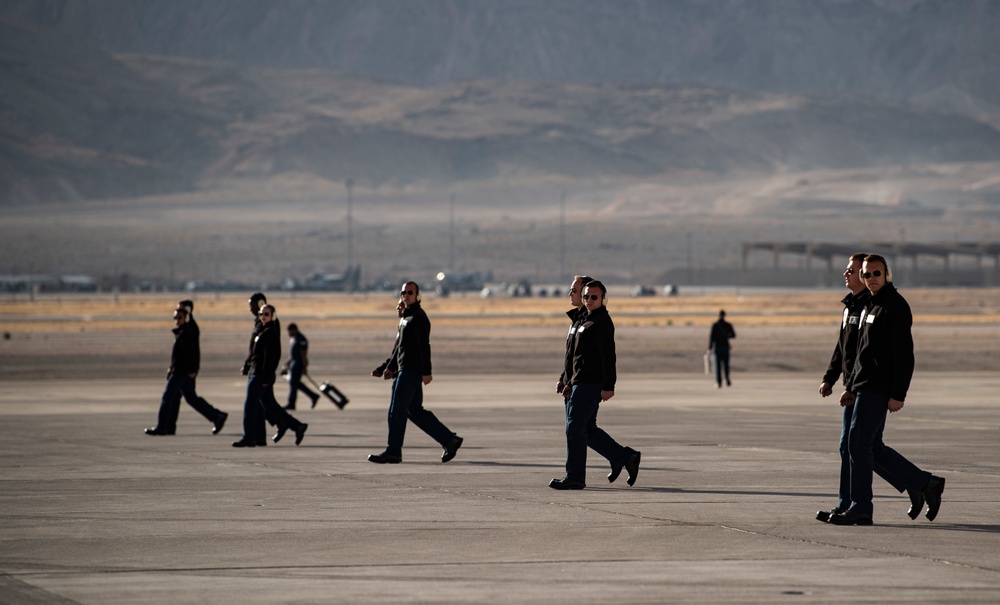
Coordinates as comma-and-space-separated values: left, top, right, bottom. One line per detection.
550, 280, 640, 490
553, 275, 640, 489
815, 253, 911, 522
827, 254, 945, 525
233, 303, 308, 447
145, 305, 228, 435
284, 323, 319, 410
367, 281, 463, 464
708, 310, 736, 388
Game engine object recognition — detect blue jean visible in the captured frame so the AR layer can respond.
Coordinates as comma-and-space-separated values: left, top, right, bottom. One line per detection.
385, 371, 455, 456
838, 400, 905, 510
156, 373, 223, 431
287, 361, 317, 407
564, 383, 632, 483
243, 373, 302, 442
845, 389, 931, 515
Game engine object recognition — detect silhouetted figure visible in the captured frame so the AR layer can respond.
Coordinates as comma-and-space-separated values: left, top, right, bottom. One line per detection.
284, 323, 319, 410
233, 303, 307, 447
550, 279, 639, 490
145, 305, 227, 436
827, 254, 945, 526
707, 310, 736, 387
367, 282, 463, 464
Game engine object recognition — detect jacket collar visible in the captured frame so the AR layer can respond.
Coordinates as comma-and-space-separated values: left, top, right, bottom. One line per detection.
586, 305, 609, 320
403, 301, 421, 317
870, 282, 897, 302
842, 288, 870, 308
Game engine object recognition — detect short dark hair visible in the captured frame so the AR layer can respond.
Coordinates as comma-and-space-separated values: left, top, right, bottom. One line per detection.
864, 254, 887, 268
287, 322, 298, 331
849, 252, 868, 262
584, 280, 606, 296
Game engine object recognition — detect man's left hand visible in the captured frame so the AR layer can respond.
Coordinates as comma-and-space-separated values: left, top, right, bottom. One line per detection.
888, 398, 905, 413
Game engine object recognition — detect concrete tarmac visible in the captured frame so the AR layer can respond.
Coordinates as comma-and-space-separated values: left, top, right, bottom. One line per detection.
1, 372, 999, 604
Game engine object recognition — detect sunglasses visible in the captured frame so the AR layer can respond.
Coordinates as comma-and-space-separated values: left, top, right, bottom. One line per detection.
259, 311, 272, 317
585, 294, 603, 301
400, 290, 415, 295
861, 270, 883, 279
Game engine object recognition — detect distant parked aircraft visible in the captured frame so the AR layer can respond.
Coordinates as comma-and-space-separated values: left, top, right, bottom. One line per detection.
283, 264, 362, 292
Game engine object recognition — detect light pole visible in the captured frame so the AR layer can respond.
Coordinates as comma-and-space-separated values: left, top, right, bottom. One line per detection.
449, 193, 456, 270
345, 178, 354, 269
559, 190, 566, 282
686, 232, 693, 285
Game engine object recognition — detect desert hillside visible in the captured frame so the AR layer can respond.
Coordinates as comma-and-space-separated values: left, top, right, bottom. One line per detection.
2, 1, 1000, 203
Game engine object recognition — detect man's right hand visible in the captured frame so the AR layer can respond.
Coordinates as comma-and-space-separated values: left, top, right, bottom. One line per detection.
382, 369, 394, 380
556, 380, 565, 395
819, 382, 833, 397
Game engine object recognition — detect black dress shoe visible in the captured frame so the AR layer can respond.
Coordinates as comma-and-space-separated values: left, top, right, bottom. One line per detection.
829, 508, 873, 526
608, 462, 623, 483
232, 438, 266, 447
923, 475, 945, 521
816, 507, 844, 522
212, 413, 228, 435
294, 423, 308, 446
310, 394, 320, 409
272, 426, 288, 443
368, 452, 402, 464
907, 488, 925, 520
441, 436, 463, 463
625, 451, 641, 486
144, 427, 175, 436
548, 477, 586, 490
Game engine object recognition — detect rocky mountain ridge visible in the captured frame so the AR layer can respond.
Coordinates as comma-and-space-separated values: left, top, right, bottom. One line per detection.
2, 0, 999, 203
